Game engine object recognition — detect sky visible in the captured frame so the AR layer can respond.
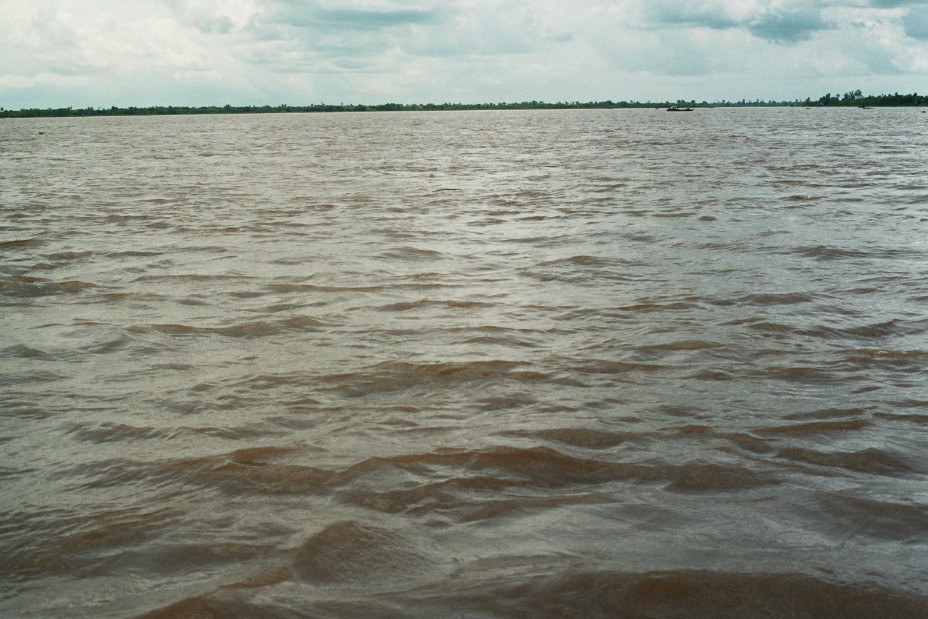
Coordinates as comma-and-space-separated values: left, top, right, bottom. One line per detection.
1, 0, 926, 109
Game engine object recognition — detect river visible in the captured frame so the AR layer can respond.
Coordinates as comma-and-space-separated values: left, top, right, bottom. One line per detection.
1, 107, 927, 617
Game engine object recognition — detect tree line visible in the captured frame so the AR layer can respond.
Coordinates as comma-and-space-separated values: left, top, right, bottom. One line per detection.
1, 101, 693, 118
1, 92, 924, 118
813, 90, 926, 106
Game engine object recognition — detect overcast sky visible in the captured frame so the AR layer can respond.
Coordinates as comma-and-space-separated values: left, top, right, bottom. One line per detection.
2, 0, 926, 108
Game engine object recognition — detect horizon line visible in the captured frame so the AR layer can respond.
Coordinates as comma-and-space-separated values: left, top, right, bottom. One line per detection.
2, 91, 925, 117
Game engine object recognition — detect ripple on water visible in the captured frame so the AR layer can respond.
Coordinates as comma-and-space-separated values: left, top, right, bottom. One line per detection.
3, 109, 928, 617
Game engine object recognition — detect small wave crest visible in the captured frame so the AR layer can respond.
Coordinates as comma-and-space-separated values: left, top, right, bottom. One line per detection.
292, 520, 436, 584
128, 315, 323, 338
320, 360, 558, 397
0, 276, 98, 298
378, 298, 491, 312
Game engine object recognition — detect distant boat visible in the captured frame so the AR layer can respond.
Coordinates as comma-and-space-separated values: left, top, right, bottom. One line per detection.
666, 107, 694, 112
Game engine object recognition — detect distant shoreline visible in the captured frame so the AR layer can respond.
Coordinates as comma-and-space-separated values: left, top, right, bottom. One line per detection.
1, 92, 924, 118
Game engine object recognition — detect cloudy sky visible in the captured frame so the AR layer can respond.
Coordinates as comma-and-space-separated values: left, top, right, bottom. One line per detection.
1, 0, 926, 108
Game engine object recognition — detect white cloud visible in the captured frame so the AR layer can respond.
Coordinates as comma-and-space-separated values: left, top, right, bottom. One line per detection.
0, 0, 925, 108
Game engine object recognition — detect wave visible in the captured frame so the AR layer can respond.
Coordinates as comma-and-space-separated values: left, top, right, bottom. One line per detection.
0, 238, 43, 249
378, 299, 492, 312
458, 569, 928, 619
617, 298, 701, 313
268, 282, 385, 293
132, 273, 255, 283
784, 194, 823, 201
154, 444, 780, 504
132, 568, 928, 619
570, 359, 669, 374
292, 520, 435, 584
506, 427, 648, 449
778, 447, 917, 475
128, 315, 323, 338
43, 251, 94, 261
0, 276, 98, 298
377, 246, 444, 261
520, 256, 643, 284
794, 245, 869, 260
0, 344, 54, 360
841, 348, 928, 368
736, 292, 816, 305
754, 418, 870, 435
64, 422, 181, 444
635, 340, 725, 352
807, 492, 928, 541
320, 360, 567, 397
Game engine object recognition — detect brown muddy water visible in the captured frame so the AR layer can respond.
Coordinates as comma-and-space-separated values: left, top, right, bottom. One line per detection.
1, 108, 927, 618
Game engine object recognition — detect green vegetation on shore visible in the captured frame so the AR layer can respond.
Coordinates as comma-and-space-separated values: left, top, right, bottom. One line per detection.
0, 91, 924, 118
811, 90, 925, 107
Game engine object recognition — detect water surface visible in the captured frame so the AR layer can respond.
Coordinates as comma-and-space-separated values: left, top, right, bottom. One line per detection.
1, 108, 927, 617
